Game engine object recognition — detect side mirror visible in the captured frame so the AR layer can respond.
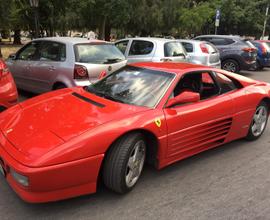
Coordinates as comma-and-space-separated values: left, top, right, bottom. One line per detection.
8, 53, 16, 60
166, 91, 200, 108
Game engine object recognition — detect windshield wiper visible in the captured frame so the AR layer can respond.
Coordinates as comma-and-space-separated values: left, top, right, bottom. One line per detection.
103, 58, 124, 64
84, 86, 126, 103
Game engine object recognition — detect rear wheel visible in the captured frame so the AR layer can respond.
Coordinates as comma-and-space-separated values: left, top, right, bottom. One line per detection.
103, 133, 146, 194
246, 101, 268, 141
254, 60, 264, 71
222, 59, 240, 73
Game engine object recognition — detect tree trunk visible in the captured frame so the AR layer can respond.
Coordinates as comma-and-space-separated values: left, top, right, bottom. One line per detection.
105, 22, 111, 41
13, 30, 21, 45
99, 16, 106, 40
0, 46, 2, 58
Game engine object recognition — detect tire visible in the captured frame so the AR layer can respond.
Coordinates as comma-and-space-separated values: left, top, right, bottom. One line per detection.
246, 101, 269, 141
222, 59, 240, 73
255, 61, 264, 71
103, 133, 146, 194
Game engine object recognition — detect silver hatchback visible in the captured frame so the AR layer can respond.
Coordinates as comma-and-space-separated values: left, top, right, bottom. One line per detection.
6, 37, 127, 93
178, 39, 221, 68
115, 37, 189, 63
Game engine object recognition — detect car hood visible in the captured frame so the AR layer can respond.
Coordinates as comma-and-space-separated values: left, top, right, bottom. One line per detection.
0, 87, 148, 159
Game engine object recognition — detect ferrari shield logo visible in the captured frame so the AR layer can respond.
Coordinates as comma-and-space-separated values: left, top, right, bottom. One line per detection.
155, 118, 162, 128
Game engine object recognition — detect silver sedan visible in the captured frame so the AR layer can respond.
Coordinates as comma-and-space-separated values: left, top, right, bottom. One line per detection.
6, 37, 127, 93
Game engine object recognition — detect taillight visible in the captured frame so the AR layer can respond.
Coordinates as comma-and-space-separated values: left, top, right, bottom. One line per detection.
242, 48, 256, 53
74, 64, 88, 79
99, 71, 107, 79
261, 44, 267, 55
0, 60, 9, 77
200, 43, 209, 54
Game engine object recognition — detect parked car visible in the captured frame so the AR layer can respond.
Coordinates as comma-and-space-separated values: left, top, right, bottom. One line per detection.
193, 35, 257, 73
0, 62, 269, 203
0, 59, 18, 112
6, 37, 127, 94
250, 40, 270, 70
178, 39, 221, 68
115, 37, 189, 63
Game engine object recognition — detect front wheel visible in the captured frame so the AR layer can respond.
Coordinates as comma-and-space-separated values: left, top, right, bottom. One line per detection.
103, 133, 146, 194
246, 101, 269, 141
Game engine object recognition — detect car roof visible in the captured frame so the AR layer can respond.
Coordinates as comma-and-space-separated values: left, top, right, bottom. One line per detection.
130, 62, 211, 75
195, 35, 241, 39
33, 37, 106, 45
116, 37, 179, 43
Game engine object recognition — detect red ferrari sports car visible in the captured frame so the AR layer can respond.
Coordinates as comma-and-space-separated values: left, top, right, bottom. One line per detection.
0, 59, 18, 111
0, 62, 269, 203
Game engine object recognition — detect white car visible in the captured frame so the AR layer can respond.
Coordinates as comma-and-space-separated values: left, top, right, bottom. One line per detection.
7, 37, 127, 93
178, 39, 221, 68
115, 37, 189, 64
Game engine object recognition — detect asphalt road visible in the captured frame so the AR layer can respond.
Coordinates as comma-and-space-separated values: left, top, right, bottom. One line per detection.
2, 69, 270, 220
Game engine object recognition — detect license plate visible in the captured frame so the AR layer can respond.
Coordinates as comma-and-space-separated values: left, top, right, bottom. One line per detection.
0, 165, 4, 176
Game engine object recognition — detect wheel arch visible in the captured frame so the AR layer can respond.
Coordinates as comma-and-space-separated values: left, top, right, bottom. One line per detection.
260, 97, 270, 113
52, 81, 67, 90
97, 129, 160, 185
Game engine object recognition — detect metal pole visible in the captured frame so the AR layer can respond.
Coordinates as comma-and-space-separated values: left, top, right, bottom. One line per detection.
34, 7, 39, 38
262, 4, 269, 39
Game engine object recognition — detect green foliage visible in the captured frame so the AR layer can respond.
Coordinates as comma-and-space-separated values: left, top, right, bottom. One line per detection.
0, 0, 270, 39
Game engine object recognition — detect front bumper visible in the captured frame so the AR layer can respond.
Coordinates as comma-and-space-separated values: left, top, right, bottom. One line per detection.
0, 141, 104, 203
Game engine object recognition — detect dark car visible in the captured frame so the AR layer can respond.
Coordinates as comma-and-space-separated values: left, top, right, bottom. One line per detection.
250, 40, 270, 70
194, 35, 257, 73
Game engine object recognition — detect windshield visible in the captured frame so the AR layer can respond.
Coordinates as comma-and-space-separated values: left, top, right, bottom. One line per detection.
75, 43, 125, 64
85, 66, 175, 108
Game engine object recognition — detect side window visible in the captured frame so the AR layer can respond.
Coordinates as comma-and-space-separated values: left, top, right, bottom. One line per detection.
181, 42, 193, 53
129, 40, 154, 56
115, 40, 128, 55
215, 73, 237, 94
39, 42, 66, 62
210, 38, 235, 46
17, 42, 40, 61
173, 72, 219, 101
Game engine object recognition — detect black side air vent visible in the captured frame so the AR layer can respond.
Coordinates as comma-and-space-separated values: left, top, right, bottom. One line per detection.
71, 92, 105, 108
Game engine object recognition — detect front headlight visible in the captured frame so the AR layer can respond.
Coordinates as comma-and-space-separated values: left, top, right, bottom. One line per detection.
10, 168, 29, 187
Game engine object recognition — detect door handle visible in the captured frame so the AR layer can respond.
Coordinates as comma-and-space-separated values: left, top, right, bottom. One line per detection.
49, 66, 56, 71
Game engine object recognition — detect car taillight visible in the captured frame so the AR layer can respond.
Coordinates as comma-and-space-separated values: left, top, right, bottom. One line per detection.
200, 43, 209, 54
261, 45, 267, 55
99, 71, 107, 79
242, 48, 256, 53
74, 64, 88, 79
0, 60, 9, 78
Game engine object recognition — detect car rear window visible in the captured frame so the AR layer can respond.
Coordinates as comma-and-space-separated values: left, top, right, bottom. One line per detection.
164, 42, 186, 57
75, 43, 125, 64
181, 42, 193, 53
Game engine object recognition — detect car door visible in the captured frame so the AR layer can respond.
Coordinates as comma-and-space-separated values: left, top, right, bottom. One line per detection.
29, 41, 67, 93
126, 40, 155, 63
6, 41, 41, 91
164, 71, 235, 158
